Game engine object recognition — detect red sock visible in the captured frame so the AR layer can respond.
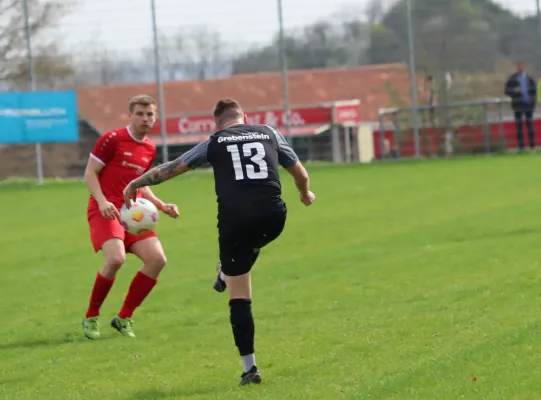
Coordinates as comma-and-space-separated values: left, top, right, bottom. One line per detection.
86, 273, 115, 318
118, 271, 157, 319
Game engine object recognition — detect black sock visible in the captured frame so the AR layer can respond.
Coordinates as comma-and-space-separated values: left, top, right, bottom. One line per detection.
229, 298, 255, 357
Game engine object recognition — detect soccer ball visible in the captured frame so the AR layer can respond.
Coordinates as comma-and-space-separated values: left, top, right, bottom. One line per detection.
120, 198, 159, 236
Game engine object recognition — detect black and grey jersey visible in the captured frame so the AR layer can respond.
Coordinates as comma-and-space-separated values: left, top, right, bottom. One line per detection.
178, 124, 299, 212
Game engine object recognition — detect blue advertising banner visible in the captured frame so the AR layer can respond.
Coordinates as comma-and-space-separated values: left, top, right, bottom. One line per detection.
0, 90, 78, 144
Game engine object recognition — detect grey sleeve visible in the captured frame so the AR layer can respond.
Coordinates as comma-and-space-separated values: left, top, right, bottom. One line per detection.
268, 126, 299, 168
179, 140, 209, 169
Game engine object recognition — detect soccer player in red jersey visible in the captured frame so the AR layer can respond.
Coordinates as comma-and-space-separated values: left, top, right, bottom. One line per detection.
82, 94, 179, 340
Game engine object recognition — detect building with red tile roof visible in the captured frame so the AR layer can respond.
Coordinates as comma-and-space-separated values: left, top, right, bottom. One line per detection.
76, 62, 415, 137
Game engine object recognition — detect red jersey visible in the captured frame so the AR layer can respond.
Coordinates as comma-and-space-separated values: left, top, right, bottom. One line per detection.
87, 126, 156, 216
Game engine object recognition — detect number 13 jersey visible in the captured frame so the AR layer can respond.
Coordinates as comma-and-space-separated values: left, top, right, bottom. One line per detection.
179, 124, 299, 214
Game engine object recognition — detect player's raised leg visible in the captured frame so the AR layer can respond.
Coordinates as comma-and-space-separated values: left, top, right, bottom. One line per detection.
111, 236, 167, 338
83, 238, 126, 340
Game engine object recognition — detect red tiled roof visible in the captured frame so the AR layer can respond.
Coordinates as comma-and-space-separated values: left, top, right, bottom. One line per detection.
75, 63, 414, 133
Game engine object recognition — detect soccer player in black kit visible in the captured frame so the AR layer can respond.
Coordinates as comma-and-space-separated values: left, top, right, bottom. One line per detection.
123, 98, 316, 386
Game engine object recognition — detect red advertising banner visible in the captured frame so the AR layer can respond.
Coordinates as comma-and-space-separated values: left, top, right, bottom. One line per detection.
334, 103, 361, 124
149, 105, 338, 136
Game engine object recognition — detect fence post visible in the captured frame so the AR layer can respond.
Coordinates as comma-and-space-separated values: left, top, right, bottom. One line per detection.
331, 125, 342, 163
393, 111, 401, 158
483, 102, 490, 153
497, 101, 505, 151
378, 111, 386, 160
344, 126, 352, 163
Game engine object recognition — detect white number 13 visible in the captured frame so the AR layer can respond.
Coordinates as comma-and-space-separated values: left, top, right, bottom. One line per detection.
226, 143, 268, 180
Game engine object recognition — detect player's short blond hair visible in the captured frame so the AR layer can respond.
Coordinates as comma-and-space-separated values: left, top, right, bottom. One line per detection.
128, 95, 157, 113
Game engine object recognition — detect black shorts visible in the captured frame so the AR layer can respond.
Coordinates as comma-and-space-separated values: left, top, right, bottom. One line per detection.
218, 203, 287, 277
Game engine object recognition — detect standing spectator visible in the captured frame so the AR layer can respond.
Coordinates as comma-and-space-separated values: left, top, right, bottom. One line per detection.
505, 61, 537, 150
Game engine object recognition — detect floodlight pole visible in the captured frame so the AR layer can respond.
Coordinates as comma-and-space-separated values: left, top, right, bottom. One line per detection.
277, 0, 292, 144
406, 0, 421, 158
151, 0, 169, 163
23, 0, 44, 185
537, 0, 541, 71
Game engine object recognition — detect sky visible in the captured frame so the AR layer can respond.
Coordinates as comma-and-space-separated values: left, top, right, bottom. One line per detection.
55, 0, 539, 57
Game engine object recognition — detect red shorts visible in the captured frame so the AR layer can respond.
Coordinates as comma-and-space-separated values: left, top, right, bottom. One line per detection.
88, 211, 157, 253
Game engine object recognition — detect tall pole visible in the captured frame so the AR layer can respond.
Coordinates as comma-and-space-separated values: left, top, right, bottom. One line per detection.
23, 0, 44, 185
537, 0, 541, 71
150, 0, 168, 163
406, 0, 420, 158
277, 0, 292, 144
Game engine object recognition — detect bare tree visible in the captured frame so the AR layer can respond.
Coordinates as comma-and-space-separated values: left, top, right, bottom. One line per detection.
182, 27, 231, 80
144, 27, 231, 81
67, 36, 156, 86
9, 44, 75, 88
156, 33, 186, 81
0, 0, 74, 89
79, 47, 122, 85
139, 33, 187, 81
364, 0, 391, 24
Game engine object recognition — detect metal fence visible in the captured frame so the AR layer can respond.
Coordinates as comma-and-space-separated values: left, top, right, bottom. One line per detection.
377, 98, 541, 160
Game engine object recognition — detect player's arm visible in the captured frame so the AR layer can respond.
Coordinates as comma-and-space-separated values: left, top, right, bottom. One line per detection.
84, 157, 108, 205
286, 162, 315, 206
286, 162, 310, 195
85, 133, 120, 219
129, 157, 190, 189
139, 187, 165, 210
125, 140, 209, 202
269, 127, 315, 206
139, 186, 179, 218
270, 127, 310, 193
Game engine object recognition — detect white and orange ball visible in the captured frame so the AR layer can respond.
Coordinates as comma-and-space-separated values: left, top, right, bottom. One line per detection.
120, 198, 159, 236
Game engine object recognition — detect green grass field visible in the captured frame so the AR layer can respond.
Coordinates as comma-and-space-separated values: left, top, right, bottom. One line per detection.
1, 154, 541, 399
